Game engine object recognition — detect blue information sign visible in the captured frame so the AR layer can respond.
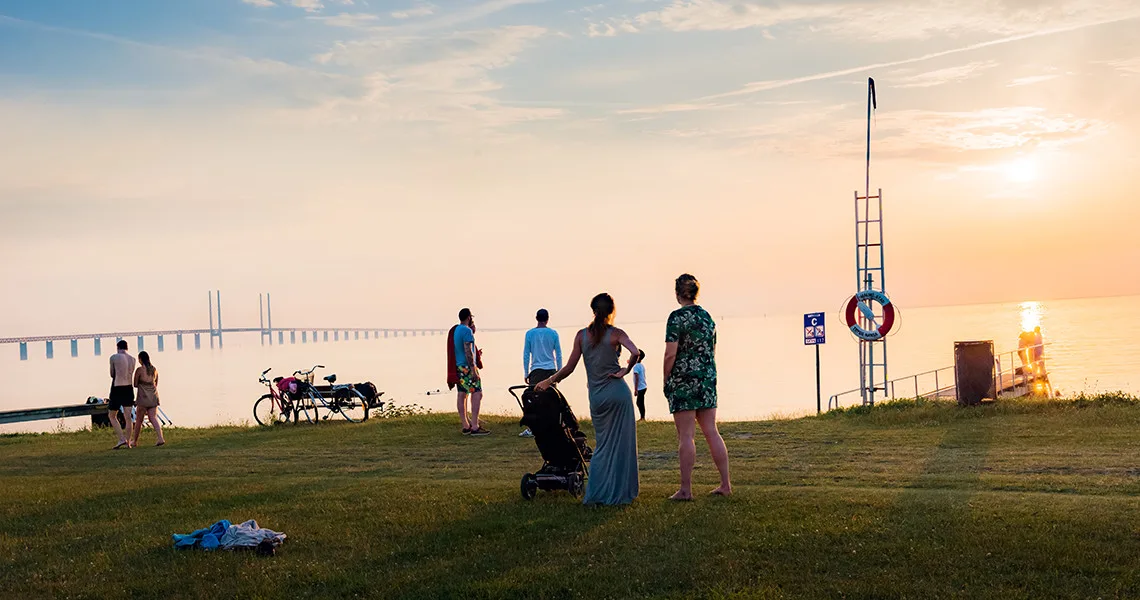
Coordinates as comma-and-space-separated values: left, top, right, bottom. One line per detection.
804, 312, 826, 345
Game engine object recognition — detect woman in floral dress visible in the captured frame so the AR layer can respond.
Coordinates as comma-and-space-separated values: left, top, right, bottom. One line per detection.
663, 274, 731, 500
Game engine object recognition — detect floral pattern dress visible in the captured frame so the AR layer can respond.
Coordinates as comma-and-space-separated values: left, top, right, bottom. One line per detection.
664, 305, 717, 413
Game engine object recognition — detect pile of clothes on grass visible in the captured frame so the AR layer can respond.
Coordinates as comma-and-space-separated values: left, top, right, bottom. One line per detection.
173, 520, 286, 555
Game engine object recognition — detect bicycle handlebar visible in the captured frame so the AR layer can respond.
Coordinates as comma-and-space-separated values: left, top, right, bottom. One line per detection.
293, 364, 325, 376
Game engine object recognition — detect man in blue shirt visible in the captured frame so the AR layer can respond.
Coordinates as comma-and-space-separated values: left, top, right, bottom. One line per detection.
521, 309, 562, 437
451, 308, 488, 436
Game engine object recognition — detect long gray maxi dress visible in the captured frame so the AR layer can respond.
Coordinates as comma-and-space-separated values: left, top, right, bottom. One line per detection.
581, 327, 639, 505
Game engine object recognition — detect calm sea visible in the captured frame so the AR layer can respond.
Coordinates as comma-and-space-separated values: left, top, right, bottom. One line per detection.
2, 295, 1137, 434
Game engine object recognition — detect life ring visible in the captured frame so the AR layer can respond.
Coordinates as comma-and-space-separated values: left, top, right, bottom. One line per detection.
844, 290, 896, 341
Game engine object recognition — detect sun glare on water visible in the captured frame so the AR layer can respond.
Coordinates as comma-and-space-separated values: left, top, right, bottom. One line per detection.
1019, 301, 1045, 332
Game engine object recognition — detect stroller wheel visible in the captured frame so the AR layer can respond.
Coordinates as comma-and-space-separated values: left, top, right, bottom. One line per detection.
567, 473, 584, 498
520, 474, 538, 501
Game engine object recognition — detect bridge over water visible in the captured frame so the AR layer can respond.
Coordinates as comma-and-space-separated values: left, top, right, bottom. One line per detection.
1, 291, 448, 361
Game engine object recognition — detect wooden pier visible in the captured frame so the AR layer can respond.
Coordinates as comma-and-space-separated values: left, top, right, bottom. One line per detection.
0, 400, 109, 425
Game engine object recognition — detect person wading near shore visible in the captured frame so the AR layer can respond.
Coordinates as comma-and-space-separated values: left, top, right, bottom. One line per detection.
131, 351, 166, 448
108, 340, 136, 449
446, 308, 489, 436
521, 308, 562, 437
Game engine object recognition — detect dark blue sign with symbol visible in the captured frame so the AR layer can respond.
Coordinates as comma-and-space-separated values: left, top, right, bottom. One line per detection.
804, 312, 825, 345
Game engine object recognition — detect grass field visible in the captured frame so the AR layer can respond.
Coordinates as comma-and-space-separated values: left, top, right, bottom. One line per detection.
2, 394, 1140, 599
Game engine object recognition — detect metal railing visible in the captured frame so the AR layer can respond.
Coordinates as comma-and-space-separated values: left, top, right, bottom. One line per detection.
828, 343, 1051, 411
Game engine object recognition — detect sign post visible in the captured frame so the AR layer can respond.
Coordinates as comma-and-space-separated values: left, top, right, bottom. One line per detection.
804, 312, 826, 414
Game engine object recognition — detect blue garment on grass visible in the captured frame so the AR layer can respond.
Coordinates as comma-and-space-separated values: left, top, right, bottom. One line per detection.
173, 520, 231, 550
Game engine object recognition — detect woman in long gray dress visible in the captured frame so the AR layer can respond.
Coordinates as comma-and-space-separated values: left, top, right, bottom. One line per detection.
536, 293, 640, 506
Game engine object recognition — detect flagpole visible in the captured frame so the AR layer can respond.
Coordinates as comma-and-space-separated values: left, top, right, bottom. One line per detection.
866, 77, 876, 199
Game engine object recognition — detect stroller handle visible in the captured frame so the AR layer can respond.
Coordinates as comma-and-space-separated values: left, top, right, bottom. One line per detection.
508, 384, 530, 410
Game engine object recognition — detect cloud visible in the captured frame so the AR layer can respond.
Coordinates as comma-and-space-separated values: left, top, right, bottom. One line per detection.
587, 19, 638, 36
242, 0, 277, 6
1007, 74, 1061, 87
311, 12, 380, 27
391, 5, 436, 19
872, 106, 1105, 161
1104, 56, 1140, 75
626, 0, 1140, 41
301, 26, 561, 130
686, 13, 1140, 103
291, 0, 324, 12
892, 61, 998, 89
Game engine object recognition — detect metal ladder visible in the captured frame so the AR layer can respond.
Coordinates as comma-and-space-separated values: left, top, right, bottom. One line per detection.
855, 189, 887, 405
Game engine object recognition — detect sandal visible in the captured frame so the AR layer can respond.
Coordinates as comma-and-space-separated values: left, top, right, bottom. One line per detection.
112, 441, 128, 450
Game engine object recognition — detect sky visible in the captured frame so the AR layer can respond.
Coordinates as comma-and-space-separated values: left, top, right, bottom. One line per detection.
1, 0, 1139, 336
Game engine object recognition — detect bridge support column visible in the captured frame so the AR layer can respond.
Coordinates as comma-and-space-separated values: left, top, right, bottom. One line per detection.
19, 342, 28, 361
334, 331, 339, 341
94, 338, 102, 356
312, 330, 317, 342
176, 334, 184, 351
157, 335, 165, 352
290, 331, 296, 344
323, 331, 329, 342
71, 339, 79, 358
137, 336, 144, 351
278, 331, 284, 344
354, 331, 359, 340
194, 333, 201, 349
302, 331, 308, 343
364, 331, 369, 340
46, 341, 54, 359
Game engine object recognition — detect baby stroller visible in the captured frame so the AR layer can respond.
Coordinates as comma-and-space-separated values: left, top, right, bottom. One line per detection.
509, 385, 592, 500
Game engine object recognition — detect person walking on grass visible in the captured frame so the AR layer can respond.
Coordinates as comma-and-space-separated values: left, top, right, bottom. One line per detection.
521, 308, 563, 437
632, 349, 647, 421
131, 351, 166, 447
446, 308, 489, 436
108, 339, 136, 449
537, 293, 640, 506
663, 274, 731, 500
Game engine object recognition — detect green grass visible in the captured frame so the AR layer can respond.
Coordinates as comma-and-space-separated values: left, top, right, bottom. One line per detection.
3, 395, 1140, 599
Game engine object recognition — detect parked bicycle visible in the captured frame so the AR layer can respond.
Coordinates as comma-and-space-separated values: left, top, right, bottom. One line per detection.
254, 367, 313, 426
292, 365, 370, 423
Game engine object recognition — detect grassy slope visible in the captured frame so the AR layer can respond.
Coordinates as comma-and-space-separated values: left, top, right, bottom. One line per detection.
2, 397, 1139, 599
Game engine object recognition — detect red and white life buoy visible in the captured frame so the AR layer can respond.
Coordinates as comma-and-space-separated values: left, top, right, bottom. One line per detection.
844, 290, 896, 341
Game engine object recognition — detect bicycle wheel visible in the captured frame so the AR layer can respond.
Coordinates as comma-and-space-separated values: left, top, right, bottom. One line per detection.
293, 393, 315, 424
338, 389, 369, 423
254, 394, 289, 426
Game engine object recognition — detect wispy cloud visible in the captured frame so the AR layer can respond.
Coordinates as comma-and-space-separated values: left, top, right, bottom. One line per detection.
586, 19, 637, 37
391, 4, 435, 19
302, 25, 561, 130
628, 0, 1140, 41
893, 61, 998, 88
291, 0, 324, 12
690, 13, 1140, 102
1104, 56, 1140, 75
242, 0, 277, 7
1008, 74, 1061, 87
310, 12, 379, 27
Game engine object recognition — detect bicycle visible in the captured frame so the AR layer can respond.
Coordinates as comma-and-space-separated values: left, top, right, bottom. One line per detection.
293, 365, 370, 423
253, 367, 314, 426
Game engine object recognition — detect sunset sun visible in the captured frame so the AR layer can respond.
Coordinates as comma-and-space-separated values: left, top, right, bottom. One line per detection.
1003, 157, 1039, 183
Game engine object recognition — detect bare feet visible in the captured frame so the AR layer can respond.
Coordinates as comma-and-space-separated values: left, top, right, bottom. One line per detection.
709, 486, 732, 497
668, 491, 693, 501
